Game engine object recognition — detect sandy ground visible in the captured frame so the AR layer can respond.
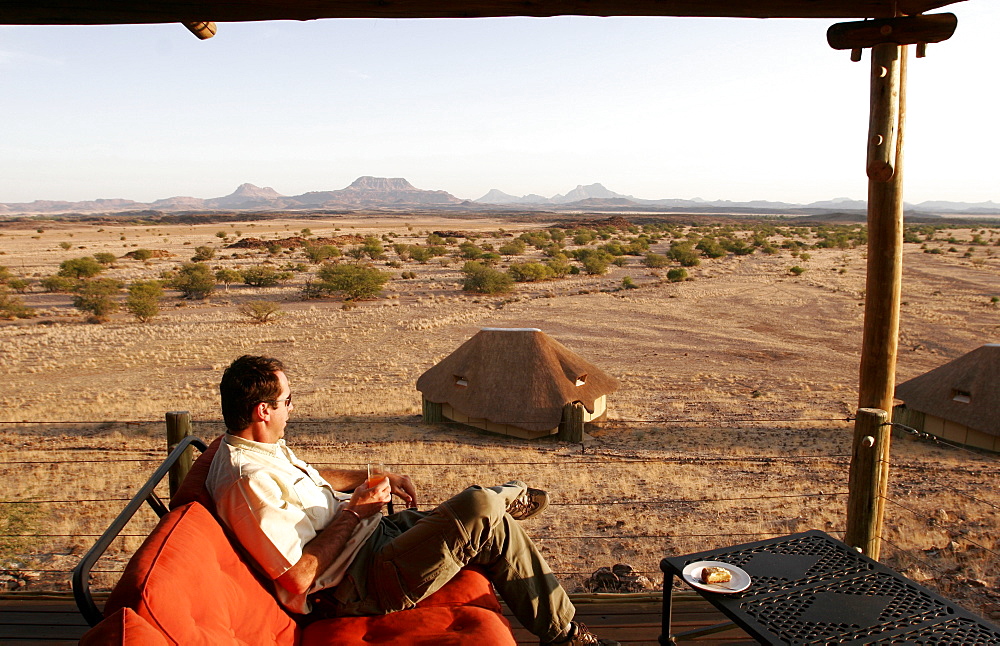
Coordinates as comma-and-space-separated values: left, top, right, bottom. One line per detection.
0, 214, 998, 619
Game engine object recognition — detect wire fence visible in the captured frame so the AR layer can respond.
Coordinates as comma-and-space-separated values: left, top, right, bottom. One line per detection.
0, 416, 996, 620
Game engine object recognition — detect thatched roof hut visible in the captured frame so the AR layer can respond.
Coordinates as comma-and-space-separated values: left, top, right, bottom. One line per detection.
893, 344, 1000, 451
416, 328, 619, 439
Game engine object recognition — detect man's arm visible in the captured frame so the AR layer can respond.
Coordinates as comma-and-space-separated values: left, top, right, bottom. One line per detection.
275, 477, 390, 596
320, 468, 418, 509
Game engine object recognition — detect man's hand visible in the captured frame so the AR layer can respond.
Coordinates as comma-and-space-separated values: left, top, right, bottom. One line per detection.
349, 477, 392, 518
386, 473, 417, 509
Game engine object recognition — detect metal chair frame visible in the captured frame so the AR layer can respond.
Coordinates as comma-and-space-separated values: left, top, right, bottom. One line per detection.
71, 435, 208, 626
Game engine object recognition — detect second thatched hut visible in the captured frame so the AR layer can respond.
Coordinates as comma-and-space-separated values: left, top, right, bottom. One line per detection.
416, 328, 619, 440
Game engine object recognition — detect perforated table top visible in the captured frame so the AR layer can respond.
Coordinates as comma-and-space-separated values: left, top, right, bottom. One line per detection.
659, 530, 1000, 645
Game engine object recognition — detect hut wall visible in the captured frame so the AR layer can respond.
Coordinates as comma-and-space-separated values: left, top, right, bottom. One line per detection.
441, 403, 555, 440
922, 414, 998, 452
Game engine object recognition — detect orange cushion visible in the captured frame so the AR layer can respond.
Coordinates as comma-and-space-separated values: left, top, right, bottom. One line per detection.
306, 569, 514, 646
80, 607, 169, 646
105, 502, 300, 646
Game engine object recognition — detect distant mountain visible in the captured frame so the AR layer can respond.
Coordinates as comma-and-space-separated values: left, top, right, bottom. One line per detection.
2, 179, 998, 216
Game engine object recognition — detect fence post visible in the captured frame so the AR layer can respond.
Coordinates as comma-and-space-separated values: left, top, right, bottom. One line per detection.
165, 411, 194, 498
845, 407, 891, 559
558, 402, 585, 442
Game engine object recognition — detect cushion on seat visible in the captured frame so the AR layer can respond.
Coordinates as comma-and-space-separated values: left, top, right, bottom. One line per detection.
79, 607, 170, 646
104, 502, 300, 646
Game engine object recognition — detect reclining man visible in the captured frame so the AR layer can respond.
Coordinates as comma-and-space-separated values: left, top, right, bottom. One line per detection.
208, 355, 618, 646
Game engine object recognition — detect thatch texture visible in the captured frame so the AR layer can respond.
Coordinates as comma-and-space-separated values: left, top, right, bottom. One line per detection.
894, 344, 1000, 437
0, 0, 966, 25
416, 328, 619, 433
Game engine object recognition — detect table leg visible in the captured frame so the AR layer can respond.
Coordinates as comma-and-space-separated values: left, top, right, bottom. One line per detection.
659, 572, 675, 645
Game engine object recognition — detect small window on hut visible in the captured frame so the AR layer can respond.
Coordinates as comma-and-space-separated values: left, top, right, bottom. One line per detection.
575, 374, 587, 387
455, 376, 468, 387
952, 389, 971, 404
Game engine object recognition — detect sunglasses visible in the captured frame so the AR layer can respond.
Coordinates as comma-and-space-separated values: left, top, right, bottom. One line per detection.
262, 394, 292, 408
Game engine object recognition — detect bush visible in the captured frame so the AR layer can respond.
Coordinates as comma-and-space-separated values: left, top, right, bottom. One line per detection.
73, 278, 123, 322
643, 252, 669, 268
241, 265, 288, 287
303, 244, 340, 264
508, 262, 556, 282
313, 264, 391, 301
666, 268, 688, 282
215, 268, 241, 291
125, 281, 163, 323
458, 241, 483, 260
131, 248, 154, 262
0, 266, 10, 283
668, 242, 701, 267
93, 252, 117, 265
0, 289, 35, 320
789, 266, 807, 276
191, 246, 215, 262
58, 256, 104, 279
40, 275, 77, 293
171, 262, 215, 299
621, 276, 637, 289
238, 300, 283, 324
461, 261, 514, 294
7, 278, 30, 294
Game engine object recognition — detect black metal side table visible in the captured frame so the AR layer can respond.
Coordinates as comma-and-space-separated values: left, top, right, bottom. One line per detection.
660, 530, 1000, 644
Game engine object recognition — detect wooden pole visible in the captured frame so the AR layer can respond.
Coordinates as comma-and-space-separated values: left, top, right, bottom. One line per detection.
558, 402, 585, 442
848, 42, 907, 561
859, 41, 906, 415
845, 408, 891, 558
421, 398, 443, 424
165, 411, 193, 498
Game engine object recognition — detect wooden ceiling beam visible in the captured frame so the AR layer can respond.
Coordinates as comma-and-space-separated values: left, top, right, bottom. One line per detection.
0, 0, 967, 26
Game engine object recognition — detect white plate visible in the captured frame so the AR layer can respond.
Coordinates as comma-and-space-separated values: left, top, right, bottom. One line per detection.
681, 561, 751, 594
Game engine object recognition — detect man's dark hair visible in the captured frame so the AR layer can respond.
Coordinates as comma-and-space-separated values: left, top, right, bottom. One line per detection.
220, 355, 286, 432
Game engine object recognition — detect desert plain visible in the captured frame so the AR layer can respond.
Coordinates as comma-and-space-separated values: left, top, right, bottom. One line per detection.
0, 212, 997, 621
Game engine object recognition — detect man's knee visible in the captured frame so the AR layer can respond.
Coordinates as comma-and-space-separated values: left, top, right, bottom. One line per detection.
445, 485, 507, 526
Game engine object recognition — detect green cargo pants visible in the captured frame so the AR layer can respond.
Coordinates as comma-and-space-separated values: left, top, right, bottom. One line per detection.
327, 482, 575, 642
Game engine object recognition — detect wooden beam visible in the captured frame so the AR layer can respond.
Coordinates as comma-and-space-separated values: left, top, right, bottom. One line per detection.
0, 0, 967, 26
827, 13, 956, 50
165, 410, 194, 498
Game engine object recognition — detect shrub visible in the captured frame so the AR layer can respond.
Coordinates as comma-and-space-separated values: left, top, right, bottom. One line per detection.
131, 248, 154, 262
461, 261, 514, 294
789, 266, 807, 276
499, 240, 527, 257
621, 276, 637, 289
241, 265, 287, 287
59, 241, 73, 250
93, 252, 117, 265
313, 264, 391, 301
409, 246, 432, 263
238, 300, 283, 324
5, 278, 29, 294
579, 251, 612, 275
360, 236, 385, 260
215, 268, 241, 291
0, 266, 10, 283
458, 241, 483, 260
0, 290, 35, 320
191, 245, 215, 262
508, 262, 556, 282
666, 268, 688, 282
40, 275, 77, 293
171, 262, 215, 299
303, 244, 340, 264
73, 278, 123, 322
668, 242, 702, 267
643, 252, 670, 268
58, 256, 104, 279
125, 281, 163, 323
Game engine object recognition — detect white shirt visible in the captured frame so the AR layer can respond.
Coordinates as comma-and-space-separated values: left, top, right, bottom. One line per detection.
206, 434, 379, 614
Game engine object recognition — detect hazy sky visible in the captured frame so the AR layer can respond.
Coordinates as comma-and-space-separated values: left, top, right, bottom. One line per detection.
1, 3, 997, 205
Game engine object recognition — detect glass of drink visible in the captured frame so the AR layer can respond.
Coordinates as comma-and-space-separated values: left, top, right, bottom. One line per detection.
366, 462, 393, 513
